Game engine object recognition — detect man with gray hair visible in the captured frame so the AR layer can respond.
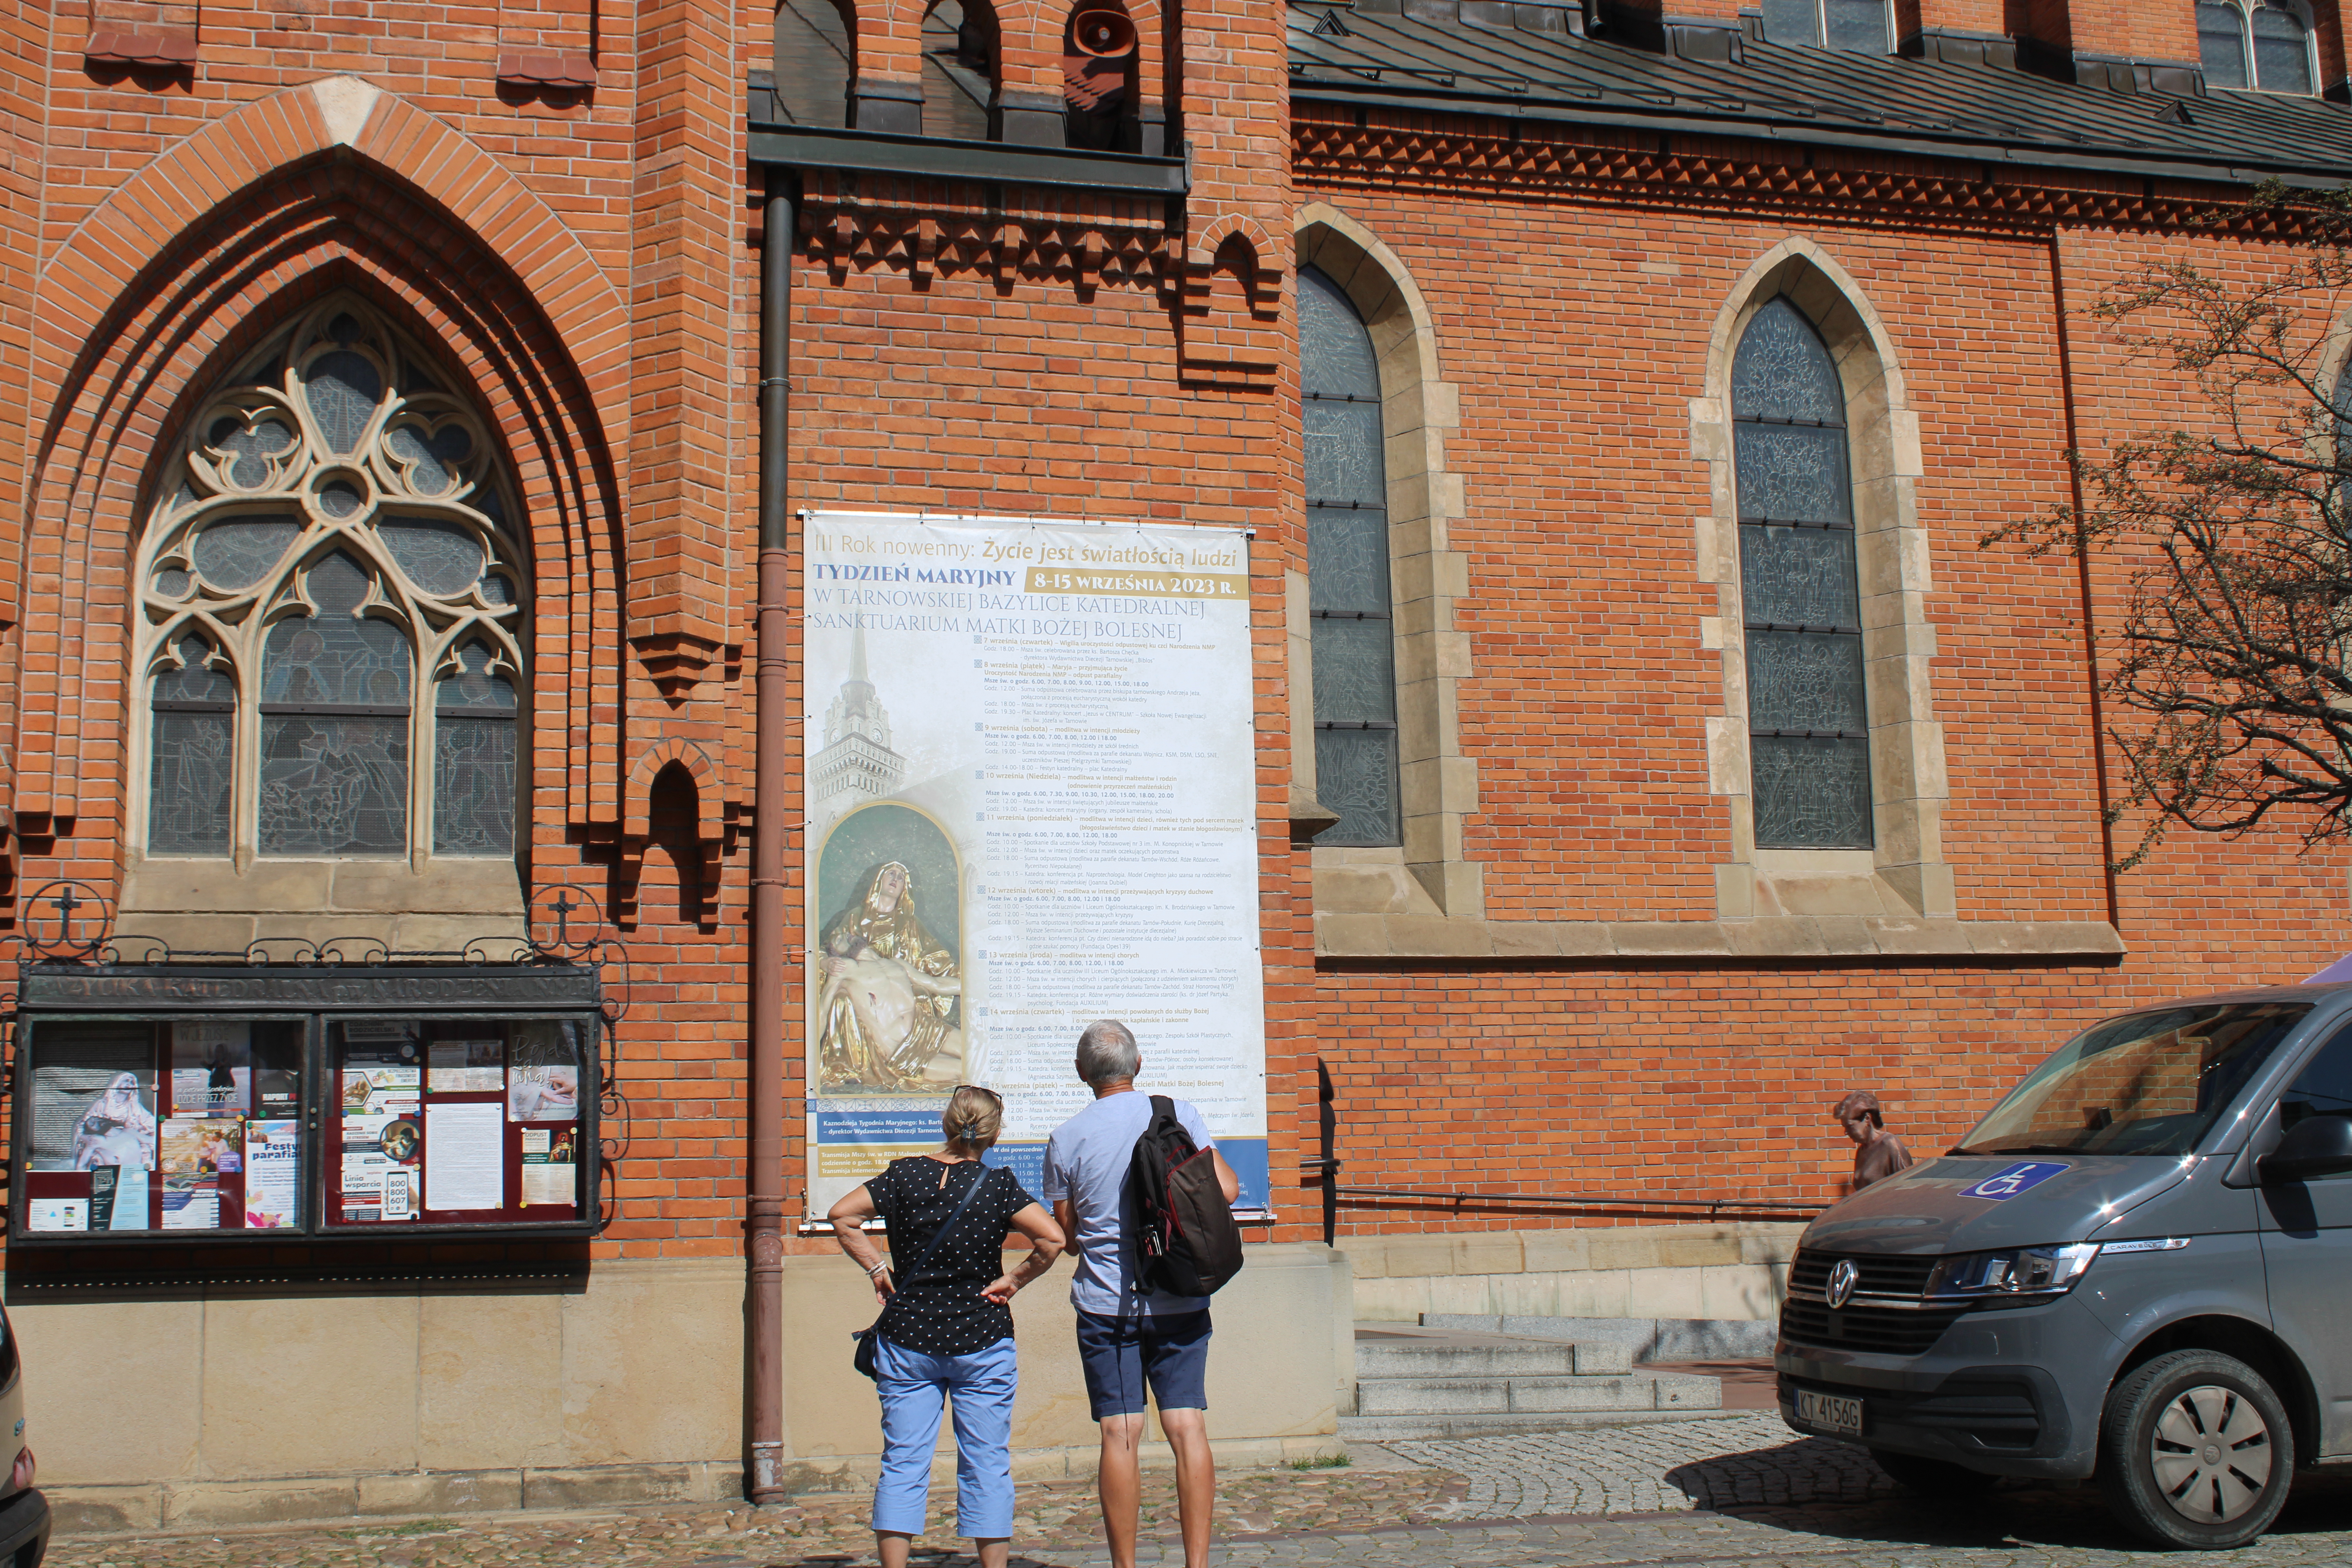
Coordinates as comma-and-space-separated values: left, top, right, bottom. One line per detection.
1044, 1019, 1238, 1568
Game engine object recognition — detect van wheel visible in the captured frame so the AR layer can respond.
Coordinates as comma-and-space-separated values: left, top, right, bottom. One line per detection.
2099, 1348, 2293, 1550
1871, 1450, 1997, 1497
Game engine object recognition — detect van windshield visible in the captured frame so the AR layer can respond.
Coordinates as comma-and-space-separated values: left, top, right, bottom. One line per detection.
1956, 1001, 2311, 1157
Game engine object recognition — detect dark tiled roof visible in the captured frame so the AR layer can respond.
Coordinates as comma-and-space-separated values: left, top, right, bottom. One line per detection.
1288, 2, 2352, 185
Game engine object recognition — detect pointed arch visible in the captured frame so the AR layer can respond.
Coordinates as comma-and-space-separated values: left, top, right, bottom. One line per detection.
8, 80, 626, 912
1693, 237, 1949, 920
1294, 202, 1483, 919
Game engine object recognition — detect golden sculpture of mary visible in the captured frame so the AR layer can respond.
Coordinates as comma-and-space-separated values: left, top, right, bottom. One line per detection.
814, 860, 964, 1091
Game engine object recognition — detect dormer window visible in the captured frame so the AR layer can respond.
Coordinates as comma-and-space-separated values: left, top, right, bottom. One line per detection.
1759, 0, 1892, 54
2200, 0, 2316, 94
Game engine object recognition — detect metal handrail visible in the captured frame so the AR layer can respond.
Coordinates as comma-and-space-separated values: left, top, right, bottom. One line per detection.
1330, 1183, 1826, 1221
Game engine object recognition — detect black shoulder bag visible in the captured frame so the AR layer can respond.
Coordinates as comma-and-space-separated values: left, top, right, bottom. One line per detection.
851, 1163, 995, 1381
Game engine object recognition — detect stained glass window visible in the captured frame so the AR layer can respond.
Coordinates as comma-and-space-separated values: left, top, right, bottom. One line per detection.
434, 643, 518, 856
135, 296, 527, 862
148, 635, 234, 855
1733, 297, 1873, 849
1300, 267, 1400, 848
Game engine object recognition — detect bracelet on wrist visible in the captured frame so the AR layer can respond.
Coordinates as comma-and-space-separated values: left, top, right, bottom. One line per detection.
866, 1261, 889, 1277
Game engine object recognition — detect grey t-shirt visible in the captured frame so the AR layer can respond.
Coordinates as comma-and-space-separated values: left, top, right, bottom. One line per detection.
1042, 1091, 1214, 1318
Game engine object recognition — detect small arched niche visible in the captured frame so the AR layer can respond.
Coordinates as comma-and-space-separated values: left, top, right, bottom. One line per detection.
922, 0, 998, 140
772, 0, 857, 128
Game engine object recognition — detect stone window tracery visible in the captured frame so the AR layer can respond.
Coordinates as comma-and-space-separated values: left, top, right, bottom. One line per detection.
135, 297, 527, 864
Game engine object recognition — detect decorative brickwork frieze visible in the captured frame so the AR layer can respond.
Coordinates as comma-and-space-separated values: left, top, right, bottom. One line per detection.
1294, 106, 2344, 240
798, 173, 1179, 291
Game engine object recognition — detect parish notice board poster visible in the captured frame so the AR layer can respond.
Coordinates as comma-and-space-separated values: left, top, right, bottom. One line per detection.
802, 513, 1269, 1217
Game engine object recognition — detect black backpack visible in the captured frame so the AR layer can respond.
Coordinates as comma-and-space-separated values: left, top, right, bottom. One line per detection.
1126, 1095, 1245, 1297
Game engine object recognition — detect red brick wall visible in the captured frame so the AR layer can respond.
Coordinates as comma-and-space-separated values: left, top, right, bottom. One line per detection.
1292, 117, 2352, 1232
2056, 0, 2203, 61
1, 0, 2348, 1281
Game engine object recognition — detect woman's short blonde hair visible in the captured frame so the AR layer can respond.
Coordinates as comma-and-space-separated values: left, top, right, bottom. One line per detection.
943, 1085, 1004, 1152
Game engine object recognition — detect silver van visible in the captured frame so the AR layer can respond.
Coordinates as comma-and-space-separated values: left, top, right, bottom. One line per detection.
0, 1304, 48, 1567
1777, 986, 2352, 1549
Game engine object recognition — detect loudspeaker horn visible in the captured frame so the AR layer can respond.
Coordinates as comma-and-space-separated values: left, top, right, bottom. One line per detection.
1071, 8, 1138, 56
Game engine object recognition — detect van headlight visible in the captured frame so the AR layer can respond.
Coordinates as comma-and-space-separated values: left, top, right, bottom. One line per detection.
1925, 1242, 2100, 1301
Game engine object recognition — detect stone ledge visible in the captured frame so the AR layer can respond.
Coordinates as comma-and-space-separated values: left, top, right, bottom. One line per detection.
1318, 914, 2125, 962
49, 1461, 746, 1533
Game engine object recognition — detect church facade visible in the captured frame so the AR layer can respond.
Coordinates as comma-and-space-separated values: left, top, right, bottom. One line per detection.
0, 0, 2348, 1528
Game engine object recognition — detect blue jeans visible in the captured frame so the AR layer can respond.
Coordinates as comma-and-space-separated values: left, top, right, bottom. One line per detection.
872, 1334, 1018, 1540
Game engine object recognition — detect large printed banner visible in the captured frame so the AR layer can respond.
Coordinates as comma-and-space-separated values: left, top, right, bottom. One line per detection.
802, 513, 1269, 1217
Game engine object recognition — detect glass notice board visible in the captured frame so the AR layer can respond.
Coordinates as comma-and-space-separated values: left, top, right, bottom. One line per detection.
10, 967, 601, 1243
326, 1016, 587, 1228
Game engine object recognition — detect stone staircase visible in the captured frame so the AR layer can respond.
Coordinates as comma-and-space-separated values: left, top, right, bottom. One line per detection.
1341, 1322, 1726, 1441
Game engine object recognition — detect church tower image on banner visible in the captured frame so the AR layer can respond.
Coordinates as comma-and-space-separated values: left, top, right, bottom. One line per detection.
810, 624, 906, 814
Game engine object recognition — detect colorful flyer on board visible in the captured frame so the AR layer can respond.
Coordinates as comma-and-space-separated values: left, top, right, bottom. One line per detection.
104, 1168, 149, 1230
382, 1167, 415, 1221
519, 1126, 578, 1207
245, 1120, 299, 1229
507, 1065, 579, 1122
31, 1047, 158, 1174
429, 1040, 505, 1094
344, 1067, 422, 1118
169, 1021, 251, 1118
160, 1181, 218, 1229
27, 1198, 88, 1232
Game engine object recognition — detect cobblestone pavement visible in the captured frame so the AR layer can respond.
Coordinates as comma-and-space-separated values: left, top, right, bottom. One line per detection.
45, 1414, 2352, 1568
1389, 1413, 1889, 1516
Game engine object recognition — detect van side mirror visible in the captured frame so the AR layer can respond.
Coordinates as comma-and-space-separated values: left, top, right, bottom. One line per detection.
2258, 1113, 2352, 1185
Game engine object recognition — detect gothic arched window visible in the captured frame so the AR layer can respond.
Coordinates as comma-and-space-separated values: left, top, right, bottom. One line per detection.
1300, 266, 1401, 848
1731, 296, 1872, 850
136, 297, 527, 863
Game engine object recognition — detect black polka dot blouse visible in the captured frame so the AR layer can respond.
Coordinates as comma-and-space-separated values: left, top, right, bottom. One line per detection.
866, 1157, 1035, 1355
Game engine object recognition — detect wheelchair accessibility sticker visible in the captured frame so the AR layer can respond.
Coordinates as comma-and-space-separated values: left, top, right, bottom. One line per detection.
1962, 1161, 2071, 1200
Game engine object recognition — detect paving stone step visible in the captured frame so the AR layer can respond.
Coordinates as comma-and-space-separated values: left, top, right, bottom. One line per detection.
1355, 1339, 1583, 1379
1354, 1324, 1634, 1376
1337, 1406, 1756, 1442
1353, 1371, 1721, 1417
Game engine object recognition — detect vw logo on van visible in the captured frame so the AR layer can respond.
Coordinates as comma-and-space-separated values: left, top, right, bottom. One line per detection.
1826, 1258, 1859, 1309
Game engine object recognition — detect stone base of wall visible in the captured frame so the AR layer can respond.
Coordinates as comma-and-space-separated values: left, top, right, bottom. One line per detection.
1341, 1221, 1805, 1324
51, 1432, 1358, 1535
22, 1243, 1353, 1534
48, 1460, 749, 1534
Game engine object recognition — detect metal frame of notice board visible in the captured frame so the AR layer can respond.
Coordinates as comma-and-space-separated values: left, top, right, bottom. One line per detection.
1, 882, 621, 1248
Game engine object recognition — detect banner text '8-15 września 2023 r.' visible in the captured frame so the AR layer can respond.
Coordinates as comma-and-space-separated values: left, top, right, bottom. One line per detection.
800, 512, 1269, 1218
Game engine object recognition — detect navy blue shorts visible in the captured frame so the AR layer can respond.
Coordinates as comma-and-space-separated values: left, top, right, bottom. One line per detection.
1074, 1309, 1212, 1419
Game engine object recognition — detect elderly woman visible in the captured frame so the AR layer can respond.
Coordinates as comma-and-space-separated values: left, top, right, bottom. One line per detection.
829, 1086, 1065, 1568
